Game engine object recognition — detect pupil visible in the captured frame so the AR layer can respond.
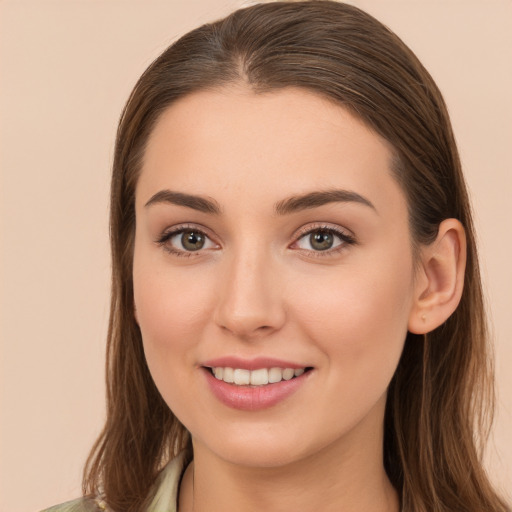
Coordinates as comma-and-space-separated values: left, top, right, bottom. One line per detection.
182, 231, 205, 251
310, 231, 333, 251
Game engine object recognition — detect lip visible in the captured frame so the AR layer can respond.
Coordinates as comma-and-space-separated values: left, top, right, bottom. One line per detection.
202, 365, 312, 411
201, 356, 307, 371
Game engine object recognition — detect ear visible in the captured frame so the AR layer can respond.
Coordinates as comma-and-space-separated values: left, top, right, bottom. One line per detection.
408, 219, 466, 334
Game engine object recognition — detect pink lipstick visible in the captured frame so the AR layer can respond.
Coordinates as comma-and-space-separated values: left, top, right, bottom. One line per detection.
201, 357, 312, 411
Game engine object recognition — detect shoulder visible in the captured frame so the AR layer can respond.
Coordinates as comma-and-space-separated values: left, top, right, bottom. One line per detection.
39, 452, 188, 512
40, 496, 101, 512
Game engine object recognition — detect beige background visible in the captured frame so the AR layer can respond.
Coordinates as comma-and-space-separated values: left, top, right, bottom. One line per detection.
0, 1, 510, 510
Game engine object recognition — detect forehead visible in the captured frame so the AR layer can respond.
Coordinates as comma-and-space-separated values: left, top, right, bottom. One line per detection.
137, 86, 406, 218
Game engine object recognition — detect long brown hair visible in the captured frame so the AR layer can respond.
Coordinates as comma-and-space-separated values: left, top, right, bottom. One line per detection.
83, 2, 510, 511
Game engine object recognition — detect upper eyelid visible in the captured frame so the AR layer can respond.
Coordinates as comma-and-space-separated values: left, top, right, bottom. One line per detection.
158, 223, 216, 241
293, 223, 353, 238
158, 222, 352, 242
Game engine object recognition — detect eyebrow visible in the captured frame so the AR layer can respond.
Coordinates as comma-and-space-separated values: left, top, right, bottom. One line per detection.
144, 188, 376, 215
274, 189, 376, 215
144, 190, 222, 214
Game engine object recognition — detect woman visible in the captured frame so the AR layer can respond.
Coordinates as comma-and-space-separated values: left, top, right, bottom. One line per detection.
42, 1, 510, 511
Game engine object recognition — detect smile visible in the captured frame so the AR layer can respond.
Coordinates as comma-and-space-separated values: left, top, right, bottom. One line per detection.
210, 367, 307, 386
203, 365, 313, 411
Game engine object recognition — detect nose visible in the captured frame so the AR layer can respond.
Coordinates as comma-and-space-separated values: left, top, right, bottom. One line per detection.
213, 248, 286, 340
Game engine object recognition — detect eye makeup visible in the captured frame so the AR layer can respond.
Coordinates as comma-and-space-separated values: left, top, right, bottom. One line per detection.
155, 222, 356, 259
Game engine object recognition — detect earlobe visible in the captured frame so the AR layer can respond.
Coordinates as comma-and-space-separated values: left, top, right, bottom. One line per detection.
408, 219, 466, 334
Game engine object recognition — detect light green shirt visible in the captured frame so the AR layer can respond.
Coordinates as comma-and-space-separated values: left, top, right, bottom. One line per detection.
41, 452, 186, 512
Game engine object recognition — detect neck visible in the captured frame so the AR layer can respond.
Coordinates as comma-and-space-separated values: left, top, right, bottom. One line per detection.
179, 405, 399, 512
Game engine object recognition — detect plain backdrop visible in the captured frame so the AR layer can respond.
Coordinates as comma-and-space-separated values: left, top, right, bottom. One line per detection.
1, 1, 511, 511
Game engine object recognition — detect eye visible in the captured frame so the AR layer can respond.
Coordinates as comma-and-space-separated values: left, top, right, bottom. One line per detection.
172, 230, 209, 251
156, 226, 218, 256
293, 226, 355, 254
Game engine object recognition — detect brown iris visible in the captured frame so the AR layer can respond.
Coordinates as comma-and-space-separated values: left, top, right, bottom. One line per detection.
310, 231, 334, 251
181, 230, 206, 251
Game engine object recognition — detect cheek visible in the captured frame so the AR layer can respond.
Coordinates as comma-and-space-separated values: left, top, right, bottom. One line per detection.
133, 255, 216, 385
292, 256, 414, 381
133, 262, 221, 431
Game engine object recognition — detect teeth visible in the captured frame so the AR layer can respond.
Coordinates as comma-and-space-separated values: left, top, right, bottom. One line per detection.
250, 368, 268, 385
233, 369, 250, 385
211, 366, 307, 386
282, 368, 294, 380
268, 367, 282, 383
223, 367, 234, 383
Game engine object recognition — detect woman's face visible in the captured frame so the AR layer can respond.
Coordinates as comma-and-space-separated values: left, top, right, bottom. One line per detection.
133, 86, 418, 468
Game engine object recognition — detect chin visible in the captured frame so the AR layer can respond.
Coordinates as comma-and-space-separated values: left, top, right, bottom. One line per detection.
211, 442, 308, 469
191, 422, 340, 470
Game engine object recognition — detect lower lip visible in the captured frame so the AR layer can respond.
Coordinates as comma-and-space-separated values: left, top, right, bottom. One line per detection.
203, 368, 311, 411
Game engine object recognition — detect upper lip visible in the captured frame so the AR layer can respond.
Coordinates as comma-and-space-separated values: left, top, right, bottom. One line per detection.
201, 356, 309, 371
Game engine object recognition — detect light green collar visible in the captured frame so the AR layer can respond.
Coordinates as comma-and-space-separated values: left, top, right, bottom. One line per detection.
146, 452, 187, 512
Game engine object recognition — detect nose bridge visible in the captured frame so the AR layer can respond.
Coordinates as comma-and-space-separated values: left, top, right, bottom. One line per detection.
214, 240, 286, 338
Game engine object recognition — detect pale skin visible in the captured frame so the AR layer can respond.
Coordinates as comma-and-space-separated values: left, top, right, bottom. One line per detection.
133, 85, 466, 512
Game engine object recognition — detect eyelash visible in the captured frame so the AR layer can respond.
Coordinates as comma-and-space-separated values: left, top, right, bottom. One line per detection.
155, 223, 356, 259
293, 224, 356, 258
156, 224, 216, 258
